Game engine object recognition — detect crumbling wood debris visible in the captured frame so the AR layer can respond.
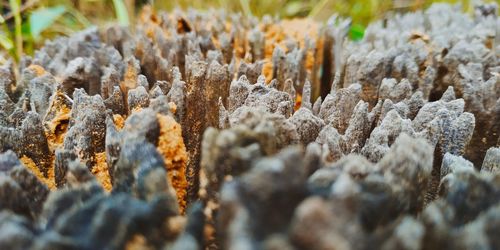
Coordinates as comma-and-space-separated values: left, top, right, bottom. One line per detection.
0, 3, 499, 250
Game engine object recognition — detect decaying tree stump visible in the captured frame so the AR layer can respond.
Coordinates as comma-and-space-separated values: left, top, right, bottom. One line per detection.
0, 3, 499, 250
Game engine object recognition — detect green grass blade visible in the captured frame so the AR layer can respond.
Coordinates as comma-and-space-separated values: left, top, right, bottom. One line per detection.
0, 33, 13, 50
112, 0, 130, 26
8, 0, 22, 61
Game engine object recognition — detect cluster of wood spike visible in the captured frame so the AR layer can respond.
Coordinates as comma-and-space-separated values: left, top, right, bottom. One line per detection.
0, 3, 499, 250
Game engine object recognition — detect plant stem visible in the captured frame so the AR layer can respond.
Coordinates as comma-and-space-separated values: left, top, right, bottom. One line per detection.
112, 0, 130, 26
3, 0, 38, 22
9, 0, 22, 62
239, 0, 252, 17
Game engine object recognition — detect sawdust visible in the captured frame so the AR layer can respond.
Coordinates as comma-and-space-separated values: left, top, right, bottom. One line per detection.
168, 102, 177, 115
44, 105, 71, 151
156, 114, 189, 213
113, 114, 125, 130
27, 64, 47, 77
120, 59, 139, 101
91, 152, 112, 192
295, 93, 302, 111
43, 89, 73, 152
262, 19, 321, 83
20, 156, 56, 190
262, 59, 274, 83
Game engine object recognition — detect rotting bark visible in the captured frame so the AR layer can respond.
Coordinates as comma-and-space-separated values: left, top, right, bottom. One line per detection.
0, 3, 499, 250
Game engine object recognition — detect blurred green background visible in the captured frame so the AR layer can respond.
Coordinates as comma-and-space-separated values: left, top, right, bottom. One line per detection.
0, 0, 498, 63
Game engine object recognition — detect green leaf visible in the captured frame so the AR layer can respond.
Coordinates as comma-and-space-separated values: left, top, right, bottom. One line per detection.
349, 23, 365, 41
29, 5, 66, 40
0, 15, 5, 24
112, 0, 130, 26
0, 33, 13, 50
22, 22, 31, 37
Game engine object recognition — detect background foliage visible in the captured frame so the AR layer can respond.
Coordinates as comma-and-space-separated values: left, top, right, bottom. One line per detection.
0, 0, 497, 64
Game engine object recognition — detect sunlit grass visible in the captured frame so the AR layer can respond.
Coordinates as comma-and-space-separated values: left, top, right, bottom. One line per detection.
0, 0, 497, 64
